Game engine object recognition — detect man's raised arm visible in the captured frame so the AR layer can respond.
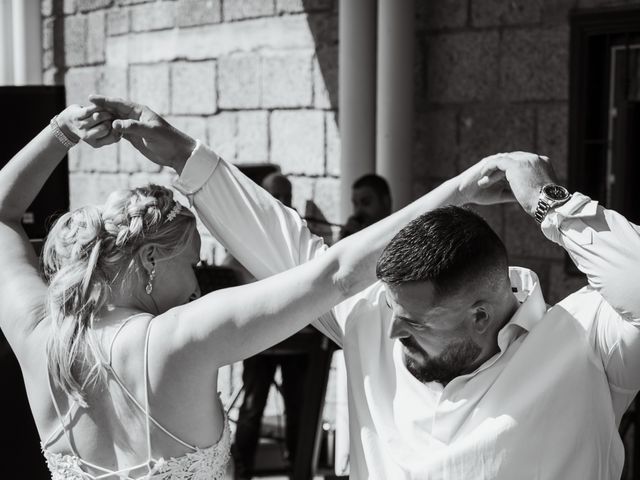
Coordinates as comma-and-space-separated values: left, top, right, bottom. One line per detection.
174, 141, 326, 279
480, 151, 640, 318
480, 151, 640, 392
543, 195, 640, 318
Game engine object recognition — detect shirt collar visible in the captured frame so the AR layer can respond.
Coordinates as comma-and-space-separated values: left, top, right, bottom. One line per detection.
496, 267, 548, 350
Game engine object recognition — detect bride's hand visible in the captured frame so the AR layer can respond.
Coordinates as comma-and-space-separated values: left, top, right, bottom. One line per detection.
88, 94, 197, 174
454, 156, 517, 206
56, 104, 118, 148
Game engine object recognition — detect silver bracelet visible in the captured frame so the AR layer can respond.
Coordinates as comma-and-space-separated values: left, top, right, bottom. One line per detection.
49, 115, 78, 149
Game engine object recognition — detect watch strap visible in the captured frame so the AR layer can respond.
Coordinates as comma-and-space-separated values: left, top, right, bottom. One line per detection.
534, 199, 551, 224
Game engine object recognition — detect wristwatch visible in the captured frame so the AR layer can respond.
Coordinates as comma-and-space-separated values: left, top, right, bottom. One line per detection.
534, 184, 571, 224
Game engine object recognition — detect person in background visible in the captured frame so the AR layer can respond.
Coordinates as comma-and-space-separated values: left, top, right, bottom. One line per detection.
340, 174, 391, 239
226, 172, 315, 479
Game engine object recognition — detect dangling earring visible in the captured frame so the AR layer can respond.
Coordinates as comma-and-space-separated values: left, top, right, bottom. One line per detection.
146, 267, 156, 295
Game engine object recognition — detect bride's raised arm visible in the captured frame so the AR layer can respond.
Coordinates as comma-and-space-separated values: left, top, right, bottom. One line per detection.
0, 105, 114, 356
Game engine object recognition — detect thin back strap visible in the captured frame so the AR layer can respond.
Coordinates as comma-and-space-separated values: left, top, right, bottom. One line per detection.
104, 366, 198, 452
72, 457, 141, 480
46, 369, 162, 480
143, 317, 155, 469
46, 369, 163, 480
44, 370, 80, 455
108, 313, 149, 365
101, 314, 197, 452
142, 316, 197, 457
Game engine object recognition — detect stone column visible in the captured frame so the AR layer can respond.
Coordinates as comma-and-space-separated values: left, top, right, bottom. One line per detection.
338, 0, 377, 222
0, 0, 13, 85
336, 3, 378, 474
376, 0, 415, 210
11, 0, 41, 85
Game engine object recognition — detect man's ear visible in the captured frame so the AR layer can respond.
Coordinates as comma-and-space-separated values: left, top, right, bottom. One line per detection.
470, 303, 492, 334
139, 244, 157, 273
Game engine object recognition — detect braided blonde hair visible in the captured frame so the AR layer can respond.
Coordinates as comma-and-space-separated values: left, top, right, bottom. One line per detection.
43, 184, 196, 405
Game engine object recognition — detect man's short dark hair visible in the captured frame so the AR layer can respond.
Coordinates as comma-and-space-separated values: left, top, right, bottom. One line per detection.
376, 206, 508, 297
353, 174, 391, 201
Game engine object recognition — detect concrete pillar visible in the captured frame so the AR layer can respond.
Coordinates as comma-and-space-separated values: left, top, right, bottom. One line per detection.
11, 0, 42, 85
338, 0, 377, 222
335, 3, 378, 474
0, 0, 14, 85
376, 0, 415, 210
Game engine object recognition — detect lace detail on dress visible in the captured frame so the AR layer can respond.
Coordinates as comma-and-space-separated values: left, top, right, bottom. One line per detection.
42, 416, 231, 480
42, 448, 85, 480
151, 416, 231, 480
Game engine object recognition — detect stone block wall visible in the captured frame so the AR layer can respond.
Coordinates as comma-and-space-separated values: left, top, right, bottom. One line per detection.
413, 0, 640, 304
43, 0, 340, 224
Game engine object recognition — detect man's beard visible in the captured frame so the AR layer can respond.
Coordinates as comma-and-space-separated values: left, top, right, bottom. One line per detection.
400, 335, 482, 385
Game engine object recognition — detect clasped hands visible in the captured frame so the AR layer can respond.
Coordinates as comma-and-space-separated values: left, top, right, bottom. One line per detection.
61, 94, 559, 219
57, 95, 196, 173
456, 151, 559, 217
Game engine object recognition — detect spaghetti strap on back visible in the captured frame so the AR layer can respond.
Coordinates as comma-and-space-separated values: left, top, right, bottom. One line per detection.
42, 313, 231, 479
140, 314, 197, 451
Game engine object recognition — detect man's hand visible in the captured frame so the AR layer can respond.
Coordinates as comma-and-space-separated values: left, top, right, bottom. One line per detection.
88, 95, 197, 174
478, 151, 558, 217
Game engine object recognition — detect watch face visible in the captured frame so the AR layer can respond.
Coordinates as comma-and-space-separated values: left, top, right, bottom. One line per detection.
542, 184, 570, 201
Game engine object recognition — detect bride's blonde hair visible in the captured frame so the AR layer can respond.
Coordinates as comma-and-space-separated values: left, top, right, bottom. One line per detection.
42, 184, 196, 405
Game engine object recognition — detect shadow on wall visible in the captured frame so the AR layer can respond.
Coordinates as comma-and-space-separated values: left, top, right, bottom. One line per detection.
303, 0, 339, 126
51, 1, 66, 86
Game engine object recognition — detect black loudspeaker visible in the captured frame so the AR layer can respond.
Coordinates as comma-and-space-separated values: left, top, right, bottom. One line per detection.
0, 86, 68, 479
0, 86, 69, 240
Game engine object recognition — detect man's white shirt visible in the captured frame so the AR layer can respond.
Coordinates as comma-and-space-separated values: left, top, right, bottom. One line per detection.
175, 142, 640, 480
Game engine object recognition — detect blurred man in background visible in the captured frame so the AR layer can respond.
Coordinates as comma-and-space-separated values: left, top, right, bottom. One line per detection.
340, 174, 391, 239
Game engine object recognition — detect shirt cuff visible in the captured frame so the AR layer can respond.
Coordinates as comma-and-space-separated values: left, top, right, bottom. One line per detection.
541, 192, 599, 244
173, 140, 221, 201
